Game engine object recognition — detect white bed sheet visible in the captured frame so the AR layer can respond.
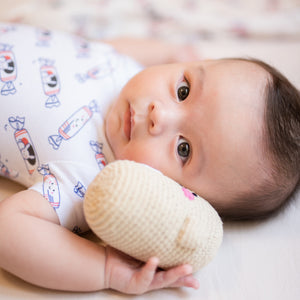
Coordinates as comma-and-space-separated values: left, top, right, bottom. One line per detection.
0, 0, 300, 299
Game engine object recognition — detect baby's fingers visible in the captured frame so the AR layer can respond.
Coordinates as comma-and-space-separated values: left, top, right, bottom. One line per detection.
137, 257, 160, 287
150, 264, 199, 290
170, 273, 200, 289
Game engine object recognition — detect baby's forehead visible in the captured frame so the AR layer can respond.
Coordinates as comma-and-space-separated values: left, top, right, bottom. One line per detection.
201, 58, 268, 91
215, 58, 270, 78
211, 59, 270, 95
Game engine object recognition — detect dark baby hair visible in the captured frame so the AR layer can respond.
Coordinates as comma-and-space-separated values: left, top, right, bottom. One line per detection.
219, 58, 300, 221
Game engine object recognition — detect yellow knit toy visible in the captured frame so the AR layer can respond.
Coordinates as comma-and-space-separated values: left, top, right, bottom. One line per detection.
84, 160, 223, 271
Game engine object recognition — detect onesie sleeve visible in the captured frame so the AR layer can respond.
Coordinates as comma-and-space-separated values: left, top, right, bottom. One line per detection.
29, 160, 99, 234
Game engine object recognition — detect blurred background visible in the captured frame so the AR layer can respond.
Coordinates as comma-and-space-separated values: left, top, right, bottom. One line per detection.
1, 0, 299, 41
1, 0, 299, 86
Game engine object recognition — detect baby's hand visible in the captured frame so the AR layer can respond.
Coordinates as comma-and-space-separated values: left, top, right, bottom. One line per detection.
105, 246, 199, 295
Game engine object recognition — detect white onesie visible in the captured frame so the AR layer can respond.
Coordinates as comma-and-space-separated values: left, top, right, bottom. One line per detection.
0, 23, 142, 233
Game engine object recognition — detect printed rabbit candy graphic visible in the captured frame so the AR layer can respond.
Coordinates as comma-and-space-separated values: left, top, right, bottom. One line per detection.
90, 141, 107, 170
8, 116, 39, 175
49, 100, 99, 150
39, 58, 60, 108
74, 181, 86, 198
0, 44, 17, 95
75, 54, 116, 83
36, 28, 52, 47
38, 164, 61, 209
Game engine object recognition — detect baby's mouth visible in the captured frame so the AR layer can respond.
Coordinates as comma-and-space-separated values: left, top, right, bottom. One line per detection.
123, 104, 134, 140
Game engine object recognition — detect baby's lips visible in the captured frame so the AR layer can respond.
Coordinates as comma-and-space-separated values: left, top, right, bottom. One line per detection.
123, 104, 131, 140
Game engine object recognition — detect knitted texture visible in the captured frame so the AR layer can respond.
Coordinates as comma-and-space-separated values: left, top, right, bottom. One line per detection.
84, 160, 223, 271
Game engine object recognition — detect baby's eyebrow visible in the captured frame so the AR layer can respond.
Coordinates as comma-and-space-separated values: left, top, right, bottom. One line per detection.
198, 66, 206, 85
198, 65, 205, 78
194, 65, 205, 96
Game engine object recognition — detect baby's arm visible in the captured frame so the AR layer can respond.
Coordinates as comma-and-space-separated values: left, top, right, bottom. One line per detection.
0, 190, 107, 291
0, 190, 199, 293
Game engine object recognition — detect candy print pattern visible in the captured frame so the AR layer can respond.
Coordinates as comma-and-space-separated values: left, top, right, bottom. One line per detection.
0, 22, 130, 232
74, 181, 86, 198
90, 140, 107, 170
38, 164, 61, 209
0, 43, 17, 95
36, 28, 52, 47
48, 100, 99, 150
75, 60, 115, 83
39, 58, 61, 108
8, 116, 39, 175
0, 24, 15, 35
74, 36, 90, 58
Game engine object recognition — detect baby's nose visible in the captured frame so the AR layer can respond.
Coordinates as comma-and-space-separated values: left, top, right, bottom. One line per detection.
148, 101, 177, 136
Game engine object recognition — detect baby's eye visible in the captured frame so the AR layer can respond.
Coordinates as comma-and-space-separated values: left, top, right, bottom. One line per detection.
177, 80, 189, 101
177, 137, 190, 163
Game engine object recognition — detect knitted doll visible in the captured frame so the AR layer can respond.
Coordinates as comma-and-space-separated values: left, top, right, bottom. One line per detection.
84, 160, 223, 272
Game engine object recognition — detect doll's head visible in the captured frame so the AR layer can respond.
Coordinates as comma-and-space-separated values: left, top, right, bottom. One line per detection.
106, 58, 300, 220
84, 160, 223, 271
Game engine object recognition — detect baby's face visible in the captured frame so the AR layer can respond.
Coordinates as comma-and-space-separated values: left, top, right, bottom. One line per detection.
105, 59, 270, 208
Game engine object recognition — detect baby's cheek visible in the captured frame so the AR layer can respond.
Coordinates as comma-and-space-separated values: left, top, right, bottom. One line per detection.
118, 147, 159, 170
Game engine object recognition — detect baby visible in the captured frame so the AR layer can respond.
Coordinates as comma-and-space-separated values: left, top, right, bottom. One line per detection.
0, 23, 299, 294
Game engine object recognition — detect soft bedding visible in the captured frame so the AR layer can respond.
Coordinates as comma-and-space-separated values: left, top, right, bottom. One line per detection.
0, 1, 300, 299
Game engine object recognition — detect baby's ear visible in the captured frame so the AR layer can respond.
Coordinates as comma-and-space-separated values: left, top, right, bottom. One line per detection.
84, 160, 223, 271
